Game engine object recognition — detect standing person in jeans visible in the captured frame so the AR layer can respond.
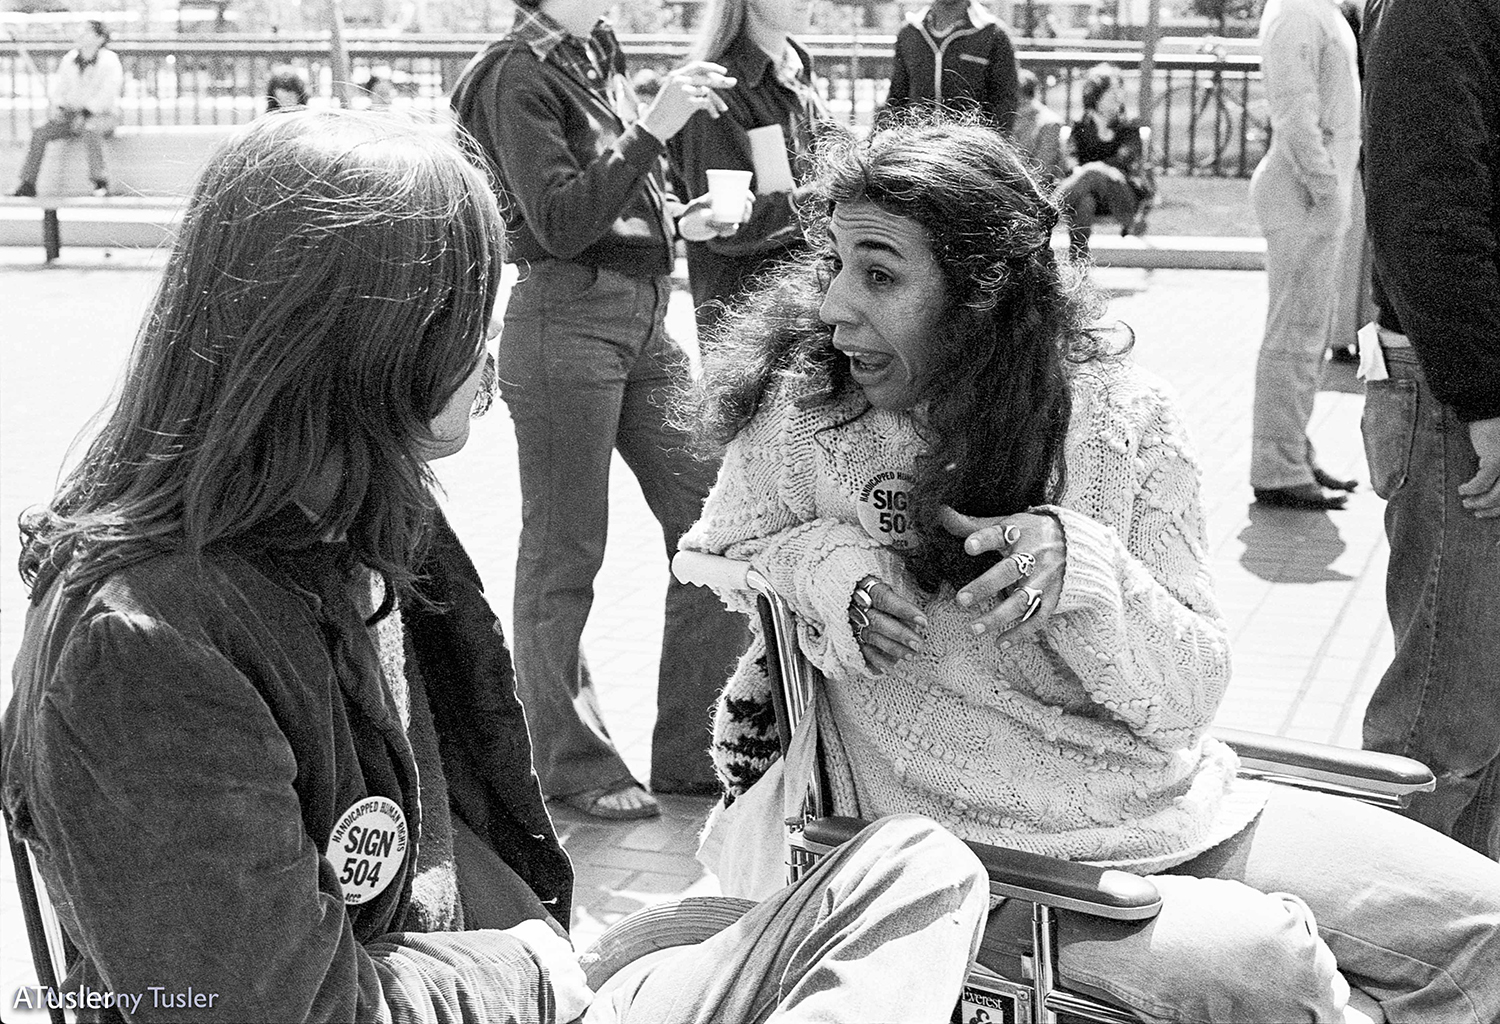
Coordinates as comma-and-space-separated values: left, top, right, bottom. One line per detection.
12, 20, 123, 198
451, 0, 751, 819
883, 0, 1019, 132
1361, 0, 1500, 860
1246, 0, 1362, 511
668, 0, 829, 337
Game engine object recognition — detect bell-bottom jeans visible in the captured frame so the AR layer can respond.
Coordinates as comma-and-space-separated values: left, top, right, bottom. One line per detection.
498, 260, 748, 798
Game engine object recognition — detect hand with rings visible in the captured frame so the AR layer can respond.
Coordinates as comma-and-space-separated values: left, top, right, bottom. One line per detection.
937, 506, 1066, 640
639, 61, 737, 143
848, 574, 928, 675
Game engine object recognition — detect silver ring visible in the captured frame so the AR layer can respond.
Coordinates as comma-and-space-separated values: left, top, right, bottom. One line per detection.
849, 605, 871, 633
1003, 524, 1022, 545
1017, 585, 1044, 623
1011, 552, 1036, 579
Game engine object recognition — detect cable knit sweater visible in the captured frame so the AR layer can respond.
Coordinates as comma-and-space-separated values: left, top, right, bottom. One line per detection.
682, 354, 1267, 871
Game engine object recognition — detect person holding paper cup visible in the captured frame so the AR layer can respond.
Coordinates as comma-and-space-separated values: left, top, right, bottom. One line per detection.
669, 0, 830, 336
450, 0, 754, 820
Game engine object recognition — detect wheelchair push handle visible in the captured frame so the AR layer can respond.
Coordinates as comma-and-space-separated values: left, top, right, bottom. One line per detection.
672, 550, 753, 592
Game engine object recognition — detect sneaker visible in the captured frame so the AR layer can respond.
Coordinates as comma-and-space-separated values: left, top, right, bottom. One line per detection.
13, 181, 36, 198
91, 180, 109, 198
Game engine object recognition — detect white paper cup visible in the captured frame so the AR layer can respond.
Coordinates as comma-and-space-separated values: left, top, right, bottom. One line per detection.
705, 168, 753, 221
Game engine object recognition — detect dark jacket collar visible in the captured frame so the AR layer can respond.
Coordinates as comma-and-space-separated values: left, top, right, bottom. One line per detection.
719, 30, 813, 91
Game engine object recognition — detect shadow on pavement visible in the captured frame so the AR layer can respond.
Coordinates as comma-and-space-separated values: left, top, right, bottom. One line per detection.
1237, 502, 1353, 583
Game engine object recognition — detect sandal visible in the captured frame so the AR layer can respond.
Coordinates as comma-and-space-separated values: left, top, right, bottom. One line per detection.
556, 780, 660, 821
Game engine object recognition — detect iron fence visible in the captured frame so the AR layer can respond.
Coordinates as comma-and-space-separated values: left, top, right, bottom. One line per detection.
0, 36, 1266, 177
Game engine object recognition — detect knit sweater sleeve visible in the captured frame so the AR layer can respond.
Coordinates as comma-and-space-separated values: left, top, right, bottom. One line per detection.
680, 393, 902, 681
1039, 366, 1231, 751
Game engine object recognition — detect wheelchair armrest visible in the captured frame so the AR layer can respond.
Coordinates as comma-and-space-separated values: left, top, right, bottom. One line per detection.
802, 816, 1162, 922
1212, 727, 1435, 802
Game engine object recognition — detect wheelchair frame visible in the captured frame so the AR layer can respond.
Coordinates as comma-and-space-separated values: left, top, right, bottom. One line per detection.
669, 550, 1435, 1024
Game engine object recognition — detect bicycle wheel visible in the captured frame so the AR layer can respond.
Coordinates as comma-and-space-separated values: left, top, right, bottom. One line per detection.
579, 895, 759, 989
1151, 84, 1236, 173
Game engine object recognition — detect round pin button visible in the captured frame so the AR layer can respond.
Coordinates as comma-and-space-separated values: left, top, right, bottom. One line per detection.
326, 796, 408, 905
856, 471, 918, 550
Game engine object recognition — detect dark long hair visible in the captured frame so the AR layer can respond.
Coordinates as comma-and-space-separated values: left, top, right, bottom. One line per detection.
20, 110, 504, 596
686, 112, 1116, 592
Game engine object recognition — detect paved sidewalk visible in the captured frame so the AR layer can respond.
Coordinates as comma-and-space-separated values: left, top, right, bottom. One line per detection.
0, 252, 1388, 1008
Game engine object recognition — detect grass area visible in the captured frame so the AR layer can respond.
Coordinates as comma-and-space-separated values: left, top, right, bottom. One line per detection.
1148, 173, 1259, 237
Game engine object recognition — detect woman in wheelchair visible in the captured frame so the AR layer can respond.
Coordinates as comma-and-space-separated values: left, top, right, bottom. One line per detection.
680, 113, 1500, 1023
1, 111, 992, 1023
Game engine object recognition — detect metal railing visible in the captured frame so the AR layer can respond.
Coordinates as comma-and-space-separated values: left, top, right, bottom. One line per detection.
0, 36, 1266, 177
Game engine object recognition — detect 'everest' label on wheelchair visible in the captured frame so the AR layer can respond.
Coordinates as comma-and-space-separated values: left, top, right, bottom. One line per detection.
857, 471, 918, 549
956, 980, 1023, 1024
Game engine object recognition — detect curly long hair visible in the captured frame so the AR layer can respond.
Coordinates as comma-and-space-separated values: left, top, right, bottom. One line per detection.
685, 112, 1116, 592
20, 110, 504, 596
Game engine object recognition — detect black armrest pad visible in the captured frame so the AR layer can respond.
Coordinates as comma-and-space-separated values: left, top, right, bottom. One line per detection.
1213, 727, 1434, 792
802, 816, 1161, 921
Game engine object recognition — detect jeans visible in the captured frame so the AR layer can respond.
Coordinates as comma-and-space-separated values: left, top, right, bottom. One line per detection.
1250, 223, 1348, 489
591, 815, 990, 1024
986, 786, 1500, 1022
498, 260, 748, 798
1361, 344, 1500, 859
1059, 162, 1141, 255
19, 110, 118, 185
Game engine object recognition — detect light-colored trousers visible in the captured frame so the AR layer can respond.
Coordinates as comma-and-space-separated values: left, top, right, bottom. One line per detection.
1250, 184, 1362, 490
592, 815, 990, 1023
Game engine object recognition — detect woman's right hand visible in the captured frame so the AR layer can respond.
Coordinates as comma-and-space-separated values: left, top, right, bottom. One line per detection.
639, 62, 736, 142
848, 575, 927, 674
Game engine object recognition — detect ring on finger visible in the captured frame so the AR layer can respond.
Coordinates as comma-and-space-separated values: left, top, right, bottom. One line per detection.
1010, 552, 1036, 579
1017, 585, 1044, 623
1003, 524, 1022, 545
849, 605, 871, 633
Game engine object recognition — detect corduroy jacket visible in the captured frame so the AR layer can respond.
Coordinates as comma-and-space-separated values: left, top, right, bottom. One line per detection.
2, 509, 573, 1023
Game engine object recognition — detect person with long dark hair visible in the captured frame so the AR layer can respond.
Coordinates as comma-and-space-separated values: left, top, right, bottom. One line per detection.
1, 109, 994, 1024
668, 0, 829, 336
681, 113, 1500, 1023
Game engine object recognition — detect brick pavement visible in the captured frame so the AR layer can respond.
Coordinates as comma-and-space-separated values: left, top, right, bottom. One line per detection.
0, 252, 1389, 1010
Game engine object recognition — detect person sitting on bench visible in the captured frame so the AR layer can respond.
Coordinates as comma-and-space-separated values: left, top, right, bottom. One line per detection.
12, 20, 123, 199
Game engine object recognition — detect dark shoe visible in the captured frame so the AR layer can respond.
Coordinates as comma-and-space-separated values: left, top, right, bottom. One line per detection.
1312, 467, 1358, 493
1122, 207, 1150, 238
554, 781, 660, 821
1254, 484, 1348, 511
13, 181, 36, 197
91, 179, 109, 198
1328, 344, 1359, 364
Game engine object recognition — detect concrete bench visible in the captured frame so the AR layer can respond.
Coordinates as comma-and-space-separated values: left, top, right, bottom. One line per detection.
0, 124, 239, 261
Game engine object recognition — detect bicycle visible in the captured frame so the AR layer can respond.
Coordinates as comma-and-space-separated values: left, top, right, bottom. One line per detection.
1151, 39, 1270, 176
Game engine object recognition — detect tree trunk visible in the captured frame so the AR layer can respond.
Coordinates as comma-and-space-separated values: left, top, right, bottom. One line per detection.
327, 0, 353, 107
1137, 0, 1161, 118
